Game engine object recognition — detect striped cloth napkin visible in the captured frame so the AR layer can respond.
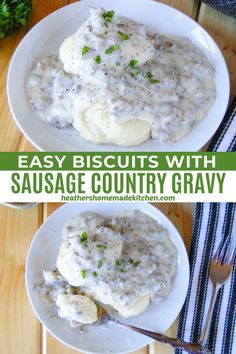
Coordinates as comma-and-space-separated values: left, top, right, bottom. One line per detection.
176, 96, 236, 354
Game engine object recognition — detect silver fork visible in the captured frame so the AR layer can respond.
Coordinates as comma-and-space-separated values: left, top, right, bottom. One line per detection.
199, 235, 236, 348
98, 235, 236, 354
99, 305, 210, 354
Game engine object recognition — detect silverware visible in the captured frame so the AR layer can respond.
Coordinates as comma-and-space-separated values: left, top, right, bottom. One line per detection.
98, 304, 210, 354
199, 235, 236, 348
98, 234, 236, 354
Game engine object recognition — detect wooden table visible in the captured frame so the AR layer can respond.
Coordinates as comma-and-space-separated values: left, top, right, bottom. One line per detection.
0, 1, 235, 354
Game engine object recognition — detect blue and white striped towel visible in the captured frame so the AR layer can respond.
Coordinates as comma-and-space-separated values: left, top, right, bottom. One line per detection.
176, 97, 236, 354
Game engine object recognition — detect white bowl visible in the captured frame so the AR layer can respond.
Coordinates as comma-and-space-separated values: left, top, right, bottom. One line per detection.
25, 202, 189, 354
7, 0, 229, 151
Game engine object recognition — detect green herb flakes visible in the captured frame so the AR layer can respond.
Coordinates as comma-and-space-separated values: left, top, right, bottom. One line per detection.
81, 46, 91, 56
128, 60, 140, 79
128, 258, 140, 267
115, 259, 122, 267
131, 69, 140, 79
81, 231, 88, 243
146, 71, 160, 84
97, 258, 106, 269
94, 55, 102, 64
119, 267, 126, 273
103, 10, 115, 25
105, 45, 120, 54
92, 271, 98, 277
118, 31, 129, 41
97, 244, 108, 251
81, 270, 87, 279
129, 59, 138, 69
115, 259, 126, 272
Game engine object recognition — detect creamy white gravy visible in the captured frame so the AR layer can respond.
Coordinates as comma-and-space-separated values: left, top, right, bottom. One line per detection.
26, 8, 216, 144
26, 56, 76, 128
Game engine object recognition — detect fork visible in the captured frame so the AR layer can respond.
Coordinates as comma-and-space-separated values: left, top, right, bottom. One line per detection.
199, 235, 236, 348
98, 305, 210, 354
98, 235, 236, 354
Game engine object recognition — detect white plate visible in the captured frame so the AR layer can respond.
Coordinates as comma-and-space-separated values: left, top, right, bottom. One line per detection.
7, 0, 229, 152
25, 202, 189, 354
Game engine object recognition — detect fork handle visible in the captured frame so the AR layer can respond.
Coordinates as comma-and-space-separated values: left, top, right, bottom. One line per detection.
199, 283, 221, 347
110, 319, 210, 354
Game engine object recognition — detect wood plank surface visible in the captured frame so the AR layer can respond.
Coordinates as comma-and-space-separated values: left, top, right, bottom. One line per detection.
0, 0, 234, 354
0, 0, 198, 354
43, 202, 194, 354
1, 0, 234, 151
150, 203, 194, 354
0, 0, 70, 152
43, 203, 83, 354
158, 0, 200, 17
149, 3, 200, 352
0, 204, 43, 354
198, 3, 236, 101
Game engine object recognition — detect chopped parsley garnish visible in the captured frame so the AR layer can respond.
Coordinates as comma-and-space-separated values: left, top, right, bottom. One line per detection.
146, 71, 160, 84
81, 46, 91, 56
97, 258, 106, 269
92, 271, 98, 277
118, 31, 129, 41
115, 259, 126, 272
80, 231, 88, 245
81, 270, 87, 279
128, 60, 140, 79
105, 45, 120, 54
128, 258, 140, 267
94, 55, 102, 64
115, 259, 122, 267
103, 10, 115, 25
97, 244, 108, 251
131, 69, 140, 79
129, 59, 138, 69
